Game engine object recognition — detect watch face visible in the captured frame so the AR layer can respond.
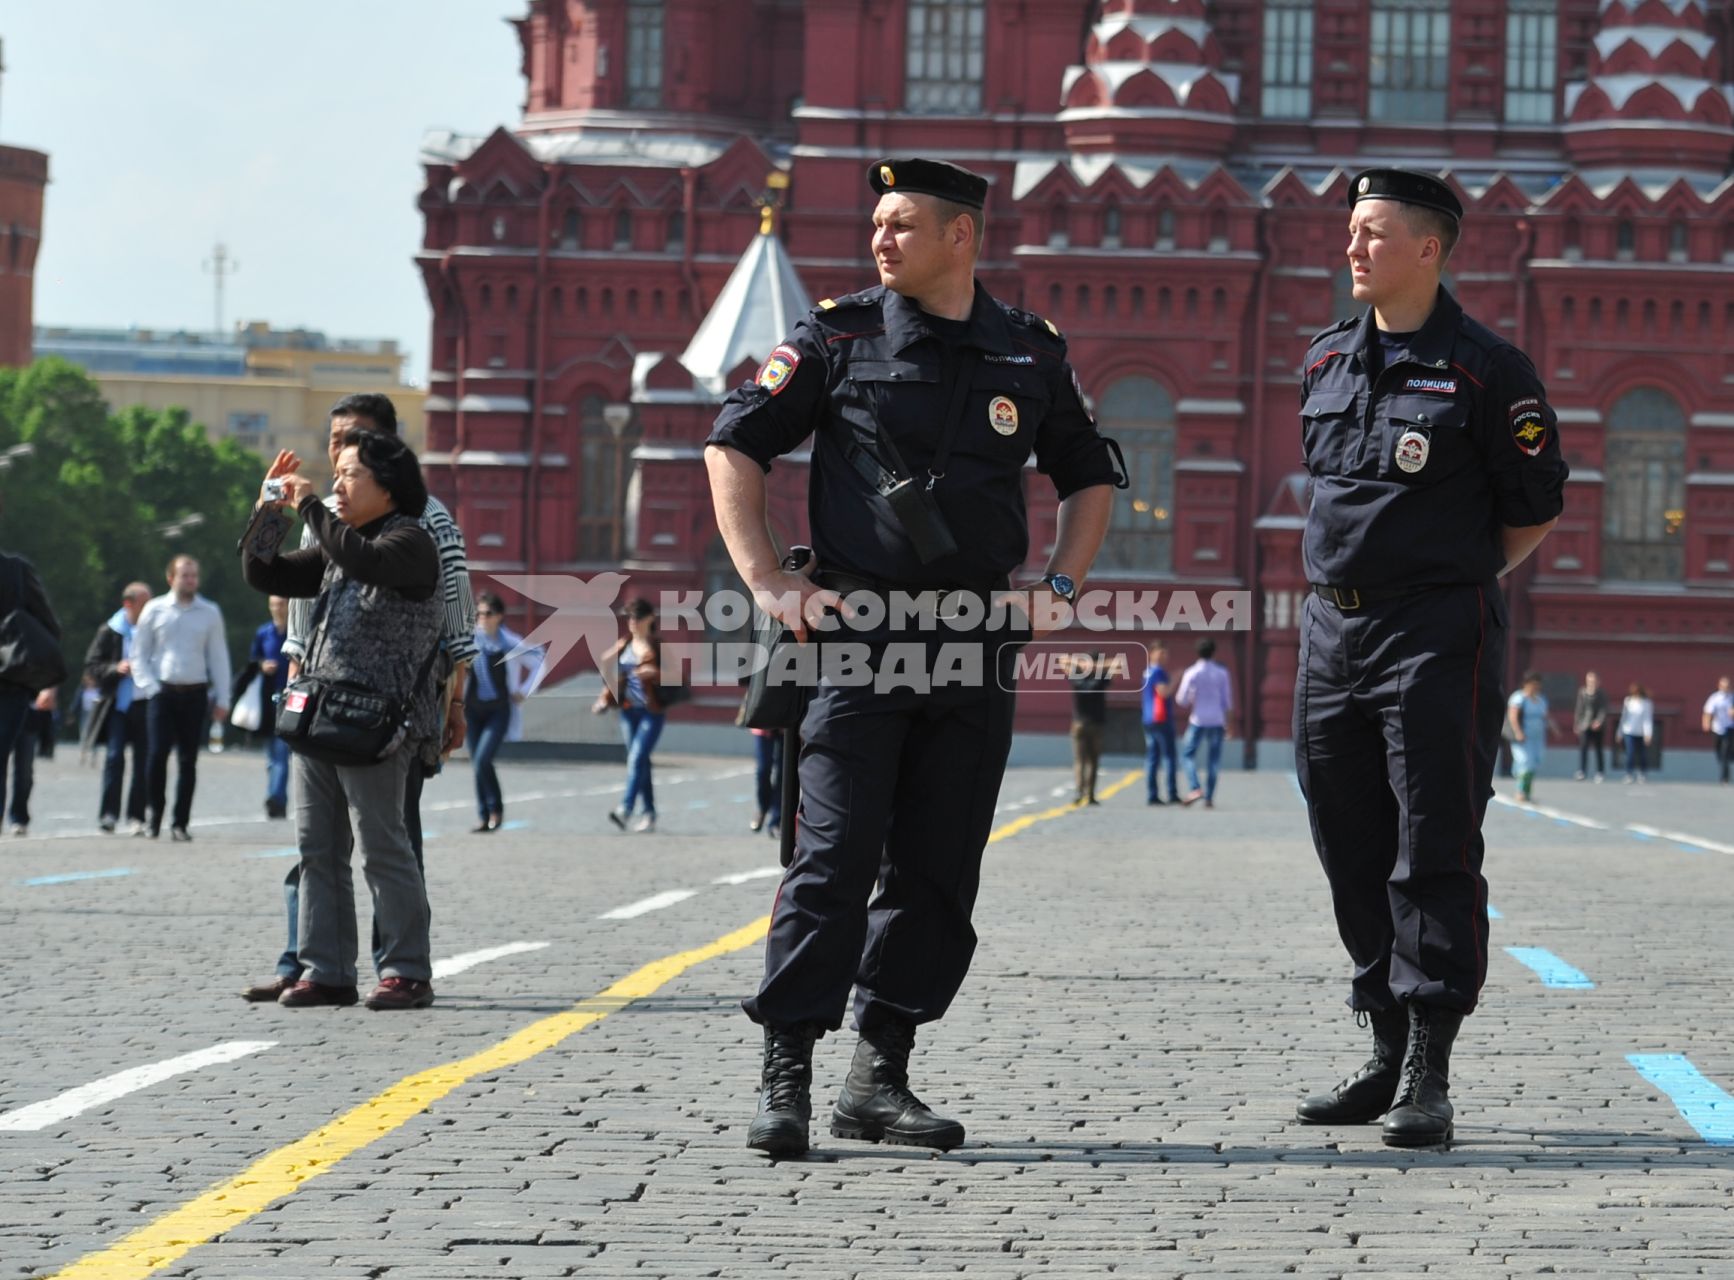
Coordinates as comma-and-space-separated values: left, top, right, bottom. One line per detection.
1048, 574, 1075, 599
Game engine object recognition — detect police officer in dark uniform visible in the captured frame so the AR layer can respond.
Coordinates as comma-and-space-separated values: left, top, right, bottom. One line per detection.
1293, 169, 1567, 1147
706, 158, 1122, 1156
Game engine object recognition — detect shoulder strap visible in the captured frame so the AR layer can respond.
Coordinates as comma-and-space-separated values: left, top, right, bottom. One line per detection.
841, 348, 982, 496
925, 350, 981, 492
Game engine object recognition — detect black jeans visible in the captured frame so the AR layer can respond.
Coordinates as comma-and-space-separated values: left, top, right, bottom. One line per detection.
102, 701, 149, 823
1577, 727, 1605, 777
147, 685, 208, 830
1716, 731, 1732, 783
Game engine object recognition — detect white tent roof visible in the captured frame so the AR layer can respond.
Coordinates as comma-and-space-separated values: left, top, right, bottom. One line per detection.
678, 228, 813, 396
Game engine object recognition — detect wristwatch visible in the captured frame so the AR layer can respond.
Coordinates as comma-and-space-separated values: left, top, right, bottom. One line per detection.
1040, 572, 1077, 605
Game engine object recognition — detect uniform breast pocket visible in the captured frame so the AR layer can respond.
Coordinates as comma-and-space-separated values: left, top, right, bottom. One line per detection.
1300, 388, 1357, 476
843, 359, 943, 451
1380, 397, 1470, 484
966, 369, 1050, 457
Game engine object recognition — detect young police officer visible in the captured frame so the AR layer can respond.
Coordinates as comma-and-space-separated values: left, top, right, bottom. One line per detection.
706, 158, 1122, 1156
1294, 169, 1567, 1147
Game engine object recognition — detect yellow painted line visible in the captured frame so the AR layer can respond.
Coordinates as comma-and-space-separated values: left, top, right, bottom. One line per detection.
47, 918, 768, 1280
52, 769, 1112, 1280
989, 768, 1140, 840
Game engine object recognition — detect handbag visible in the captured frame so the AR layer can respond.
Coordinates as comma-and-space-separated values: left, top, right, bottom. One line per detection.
276, 584, 441, 768
229, 672, 266, 733
0, 557, 67, 693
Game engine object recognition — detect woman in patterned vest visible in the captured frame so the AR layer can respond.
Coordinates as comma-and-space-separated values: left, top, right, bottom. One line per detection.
242, 429, 443, 1011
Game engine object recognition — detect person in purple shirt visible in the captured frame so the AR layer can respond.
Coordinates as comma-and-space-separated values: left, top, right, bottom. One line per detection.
1140, 643, 1179, 805
1175, 637, 1233, 808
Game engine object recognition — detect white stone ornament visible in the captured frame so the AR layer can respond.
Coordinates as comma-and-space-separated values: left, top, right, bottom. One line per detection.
1394, 428, 1430, 474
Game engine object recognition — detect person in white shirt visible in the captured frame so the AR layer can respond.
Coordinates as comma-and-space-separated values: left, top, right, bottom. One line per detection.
1618, 683, 1654, 784
1703, 676, 1733, 786
132, 555, 230, 840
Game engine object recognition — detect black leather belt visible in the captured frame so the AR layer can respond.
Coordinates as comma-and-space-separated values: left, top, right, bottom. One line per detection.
1310, 584, 1434, 611
161, 681, 210, 692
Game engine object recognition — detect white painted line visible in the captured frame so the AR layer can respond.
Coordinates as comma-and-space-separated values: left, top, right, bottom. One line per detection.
0, 1041, 276, 1133
712, 866, 783, 886
599, 888, 700, 920
1489, 795, 1609, 830
1627, 823, 1734, 857
430, 941, 551, 980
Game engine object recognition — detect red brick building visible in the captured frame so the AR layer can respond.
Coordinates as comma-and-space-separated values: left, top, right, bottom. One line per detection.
417, 0, 1734, 763
0, 140, 48, 370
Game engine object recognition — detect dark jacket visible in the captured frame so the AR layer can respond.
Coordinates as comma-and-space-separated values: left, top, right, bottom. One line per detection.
1574, 686, 1609, 735
80, 617, 127, 750
242, 496, 443, 749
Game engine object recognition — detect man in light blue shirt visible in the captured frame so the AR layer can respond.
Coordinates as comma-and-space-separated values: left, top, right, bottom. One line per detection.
1176, 637, 1233, 808
133, 556, 230, 840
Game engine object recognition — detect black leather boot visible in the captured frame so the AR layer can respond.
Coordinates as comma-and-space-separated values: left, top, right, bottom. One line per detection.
1381, 1003, 1464, 1148
830, 1016, 965, 1150
746, 1024, 817, 1156
1296, 1005, 1408, 1124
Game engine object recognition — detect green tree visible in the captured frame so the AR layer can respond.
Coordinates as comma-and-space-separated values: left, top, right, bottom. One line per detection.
0, 359, 269, 728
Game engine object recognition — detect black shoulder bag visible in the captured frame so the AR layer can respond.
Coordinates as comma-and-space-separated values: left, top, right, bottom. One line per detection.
0, 556, 68, 693
275, 582, 441, 768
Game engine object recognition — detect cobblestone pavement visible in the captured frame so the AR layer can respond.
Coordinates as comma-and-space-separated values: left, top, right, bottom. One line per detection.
2, 745, 1731, 1278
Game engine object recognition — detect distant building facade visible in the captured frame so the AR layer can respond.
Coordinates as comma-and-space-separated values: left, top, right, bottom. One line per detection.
0, 141, 48, 370
419, 0, 1734, 760
35, 322, 427, 474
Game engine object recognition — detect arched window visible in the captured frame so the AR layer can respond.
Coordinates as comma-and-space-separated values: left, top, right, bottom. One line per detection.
666, 211, 685, 252
558, 208, 581, 250
578, 397, 642, 563
1562, 215, 1581, 261
1095, 377, 1176, 574
1048, 202, 1070, 249
1669, 221, 1688, 262
904, 0, 985, 113
1616, 220, 1635, 260
1332, 264, 1359, 322
1603, 388, 1686, 582
614, 208, 634, 250
1157, 208, 1177, 250
1102, 202, 1123, 249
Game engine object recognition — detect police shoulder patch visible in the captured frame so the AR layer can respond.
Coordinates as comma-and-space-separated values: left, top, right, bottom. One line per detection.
1509, 396, 1549, 457
755, 343, 802, 396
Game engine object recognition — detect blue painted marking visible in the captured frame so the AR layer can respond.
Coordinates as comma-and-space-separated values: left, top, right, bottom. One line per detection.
1504, 946, 1595, 989
1628, 1054, 1734, 1147
22, 868, 136, 886
1630, 830, 1655, 842
247, 846, 301, 859
1486, 905, 1503, 920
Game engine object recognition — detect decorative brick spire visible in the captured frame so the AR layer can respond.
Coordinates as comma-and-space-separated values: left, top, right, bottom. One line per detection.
1058, 0, 1237, 159
1563, 0, 1734, 170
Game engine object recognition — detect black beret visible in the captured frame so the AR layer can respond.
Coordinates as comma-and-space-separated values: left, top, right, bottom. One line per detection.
868, 157, 989, 210
1349, 168, 1463, 222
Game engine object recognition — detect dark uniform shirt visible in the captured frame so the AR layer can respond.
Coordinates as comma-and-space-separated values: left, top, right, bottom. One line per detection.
1300, 288, 1568, 590
709, 283, 1120, 590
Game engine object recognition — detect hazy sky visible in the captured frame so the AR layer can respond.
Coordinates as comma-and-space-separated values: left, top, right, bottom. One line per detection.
3, 2, 525, 383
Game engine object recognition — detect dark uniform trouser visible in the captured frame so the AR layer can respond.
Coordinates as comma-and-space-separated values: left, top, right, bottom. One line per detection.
1294, 584, 1506, 1014
745, 641, 1018, 1033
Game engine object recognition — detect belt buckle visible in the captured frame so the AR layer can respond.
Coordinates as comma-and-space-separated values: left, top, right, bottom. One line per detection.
1332, 587, 1361, 611
934, 588, 968, 621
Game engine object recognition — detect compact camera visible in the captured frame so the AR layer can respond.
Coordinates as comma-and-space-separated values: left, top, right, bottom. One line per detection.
262, 477, 288, 502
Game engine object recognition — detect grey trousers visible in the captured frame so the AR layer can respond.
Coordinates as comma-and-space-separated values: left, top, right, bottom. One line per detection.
294, 750, 431, 985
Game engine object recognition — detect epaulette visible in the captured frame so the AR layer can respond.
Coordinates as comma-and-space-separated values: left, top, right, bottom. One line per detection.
814, 287, 881, 316
1306, 316, 1357, 349
1002, 303, 1066, 343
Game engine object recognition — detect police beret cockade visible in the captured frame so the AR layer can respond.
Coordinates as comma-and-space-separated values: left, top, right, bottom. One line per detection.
868, 158, 989, 210
1349, 168, 1463, 223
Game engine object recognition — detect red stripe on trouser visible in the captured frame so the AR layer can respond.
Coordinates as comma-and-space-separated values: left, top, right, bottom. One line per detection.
1460, 585, 1487, 1006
